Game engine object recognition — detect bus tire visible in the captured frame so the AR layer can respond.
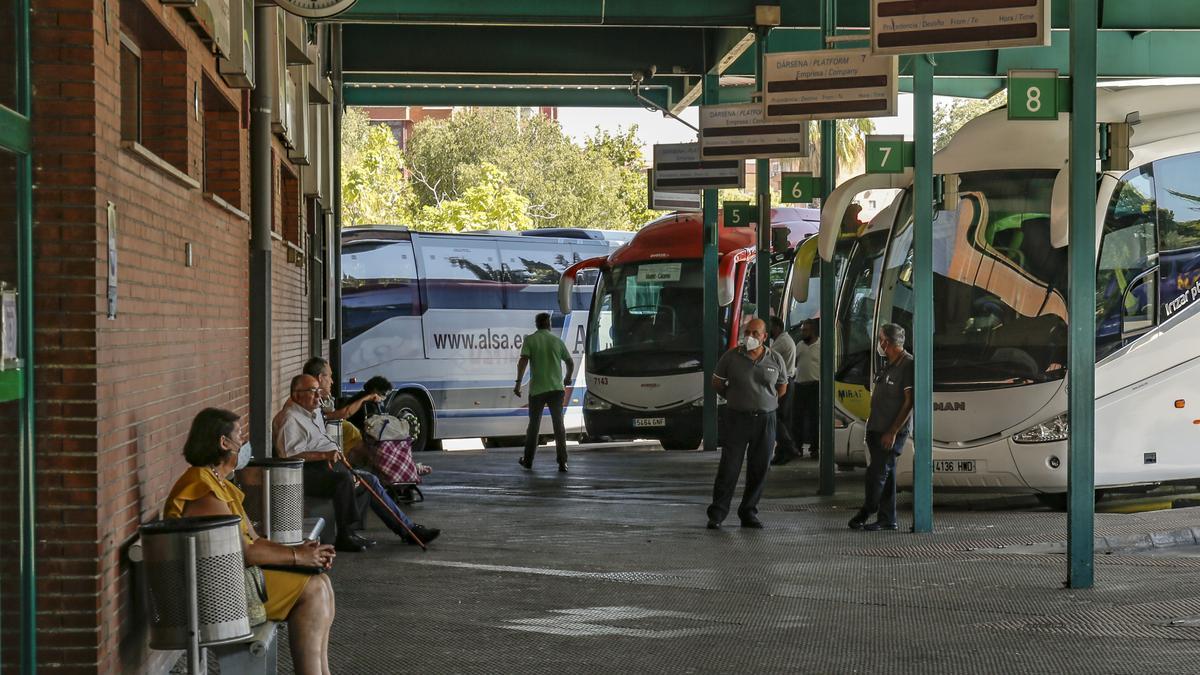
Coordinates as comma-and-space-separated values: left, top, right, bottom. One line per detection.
661, 435, 701, 451
390, 393, 432, 453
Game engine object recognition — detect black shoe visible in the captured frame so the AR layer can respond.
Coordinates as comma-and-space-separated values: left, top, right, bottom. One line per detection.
740, 518, 764, 529
351, 533, 377, 548
334, 536, 367, 553
706, 520, 721, 530
864, 520, 899, 531
558, 463, 568, 473
408, 524, 441, 545
518, 457, 531, 470
848, 514, 868, 530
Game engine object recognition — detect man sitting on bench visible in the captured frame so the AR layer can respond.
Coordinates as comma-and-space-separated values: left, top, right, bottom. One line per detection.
274, 374, 441, 550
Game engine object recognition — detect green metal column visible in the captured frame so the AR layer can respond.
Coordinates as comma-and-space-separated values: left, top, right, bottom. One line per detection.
702, 72, 721, 453
1067, 0, 1098, 589
755, 28, 772, 319
817, 0, 837, 496
15, 0, 36, 666
911, 56, 935, 533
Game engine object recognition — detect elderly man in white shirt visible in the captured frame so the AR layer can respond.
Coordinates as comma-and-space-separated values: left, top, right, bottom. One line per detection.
768, 316, 802, 465
274, 374, 440, 551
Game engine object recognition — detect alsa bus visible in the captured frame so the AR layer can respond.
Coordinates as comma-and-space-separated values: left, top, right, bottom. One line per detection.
340, 227, 613, 451
559, 208, 820, 450
816, 84, 1200, 499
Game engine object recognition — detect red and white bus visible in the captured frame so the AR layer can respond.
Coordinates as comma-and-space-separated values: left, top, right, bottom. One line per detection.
558, 208, 820, 449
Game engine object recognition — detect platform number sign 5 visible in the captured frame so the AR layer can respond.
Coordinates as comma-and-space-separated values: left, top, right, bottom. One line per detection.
723, 201, 755, 228
1008, 70, 1059, 121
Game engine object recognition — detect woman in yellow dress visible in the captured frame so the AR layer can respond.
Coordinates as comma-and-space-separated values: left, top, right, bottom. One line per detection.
164, 408, 338, 675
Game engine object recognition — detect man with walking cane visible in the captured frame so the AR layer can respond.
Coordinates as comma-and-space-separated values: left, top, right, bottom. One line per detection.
275, 374, 440, 550
706, 318, 789, 529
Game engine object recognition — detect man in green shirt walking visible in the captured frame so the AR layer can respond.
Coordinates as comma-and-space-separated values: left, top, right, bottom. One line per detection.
514, 312, 575, 472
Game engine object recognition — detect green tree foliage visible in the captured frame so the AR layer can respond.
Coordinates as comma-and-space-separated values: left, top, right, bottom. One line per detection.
340, 108, 413, 227
404, 108, 647, 231
412, 163, 533, 232
933, 92, 1008, 152
583, 126, 660, 228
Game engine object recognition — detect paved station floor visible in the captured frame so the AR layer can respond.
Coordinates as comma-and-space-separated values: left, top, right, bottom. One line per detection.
281, 444, 1200, 674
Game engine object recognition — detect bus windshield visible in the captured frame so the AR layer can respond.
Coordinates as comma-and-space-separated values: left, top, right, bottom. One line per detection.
879, 169, 1068, 389
835, 231, 889, 387
587, 259, 726, 376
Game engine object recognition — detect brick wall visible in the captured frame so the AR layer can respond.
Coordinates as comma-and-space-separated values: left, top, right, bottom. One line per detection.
28, 0, 317, 671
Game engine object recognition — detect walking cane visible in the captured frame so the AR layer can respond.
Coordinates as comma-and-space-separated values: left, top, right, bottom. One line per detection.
331, 453, 427, 551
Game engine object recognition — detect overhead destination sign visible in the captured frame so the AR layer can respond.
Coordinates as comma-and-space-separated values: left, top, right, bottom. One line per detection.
699, 103, 808, 161
870, 0, 1050, 56
652, 142, 743, 191
646, 171, 702, 212
763, 48, 898, 121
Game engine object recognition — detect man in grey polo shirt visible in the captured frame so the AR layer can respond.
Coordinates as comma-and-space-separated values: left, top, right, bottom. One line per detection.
849, 323, 914, 532
706, 318, 789, 529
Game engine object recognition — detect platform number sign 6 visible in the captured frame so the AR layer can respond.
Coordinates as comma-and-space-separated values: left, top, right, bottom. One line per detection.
1008, 70, 1059, 121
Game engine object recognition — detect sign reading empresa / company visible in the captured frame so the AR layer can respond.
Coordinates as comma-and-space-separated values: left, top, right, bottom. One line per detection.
653, 142, 743, 191
699, 103, 808, 161
763, 48, 897, 121
870, 0, 1050, 56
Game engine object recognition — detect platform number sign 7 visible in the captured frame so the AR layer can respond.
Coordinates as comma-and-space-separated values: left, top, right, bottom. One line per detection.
1008, 70, 1059, 121
866, 136, 905, 174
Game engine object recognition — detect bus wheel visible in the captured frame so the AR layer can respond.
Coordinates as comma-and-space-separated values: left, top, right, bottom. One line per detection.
390, 393, 432, 453
661, 436, 701, 451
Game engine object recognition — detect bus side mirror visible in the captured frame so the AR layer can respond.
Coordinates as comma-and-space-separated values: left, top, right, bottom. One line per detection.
789, 236, 820, 303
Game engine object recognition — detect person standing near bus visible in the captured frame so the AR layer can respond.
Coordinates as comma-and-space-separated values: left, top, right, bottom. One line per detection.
768, 316, 801, 466
706, 318, 788, 529
793, 318, 821, 459
514, 312, 575, 472
849, 323, 914, 532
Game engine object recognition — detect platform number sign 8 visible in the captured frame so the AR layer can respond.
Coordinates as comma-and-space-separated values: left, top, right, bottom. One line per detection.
1008, 70, 1059, 121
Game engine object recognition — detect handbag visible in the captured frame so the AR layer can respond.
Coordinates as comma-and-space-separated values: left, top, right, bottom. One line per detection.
244, 566, 268, 627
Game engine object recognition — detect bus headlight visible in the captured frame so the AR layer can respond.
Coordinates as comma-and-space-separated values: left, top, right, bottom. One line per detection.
1013, 413, 1068, 444
584, 392, 612, 411
692, 395, 727, 407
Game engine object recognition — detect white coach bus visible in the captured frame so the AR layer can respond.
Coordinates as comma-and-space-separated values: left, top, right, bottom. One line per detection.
340, 227, 614, 451
813, 84, 1200, 502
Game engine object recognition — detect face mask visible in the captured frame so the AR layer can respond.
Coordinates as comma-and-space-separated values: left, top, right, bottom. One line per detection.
235, 442, 252, 471
876, 341, 887, 357
745, 336, 762, 351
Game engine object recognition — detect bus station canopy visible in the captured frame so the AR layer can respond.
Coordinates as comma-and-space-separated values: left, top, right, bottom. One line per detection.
335, 0, 1200, 108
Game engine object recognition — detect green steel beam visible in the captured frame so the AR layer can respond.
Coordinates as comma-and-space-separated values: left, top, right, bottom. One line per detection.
817, 0, 836, 497
755, 29, 771, 326
1067, 0, 1098, 591
911, 55, 934, 534
338, 0, 1200, 29
341, 24, 710, 76
0, 106, 30, 154
702, 72, 720, 455
343, 84, 673, 108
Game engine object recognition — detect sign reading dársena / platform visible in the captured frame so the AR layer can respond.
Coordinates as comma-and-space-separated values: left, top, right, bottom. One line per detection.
763, 48, 898, 121
652, 143, 744, 192
699, 103, 808, 161
870, 0, 1051, 56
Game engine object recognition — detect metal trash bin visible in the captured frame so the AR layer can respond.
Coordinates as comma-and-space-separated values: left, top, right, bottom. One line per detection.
238, 457, 306, 544
140, 515, 251, 650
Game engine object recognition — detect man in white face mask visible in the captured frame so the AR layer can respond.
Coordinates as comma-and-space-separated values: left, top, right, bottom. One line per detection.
705, 318, 789, 530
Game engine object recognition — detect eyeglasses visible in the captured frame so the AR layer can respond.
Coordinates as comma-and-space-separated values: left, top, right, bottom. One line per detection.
293, 387, 321, 395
